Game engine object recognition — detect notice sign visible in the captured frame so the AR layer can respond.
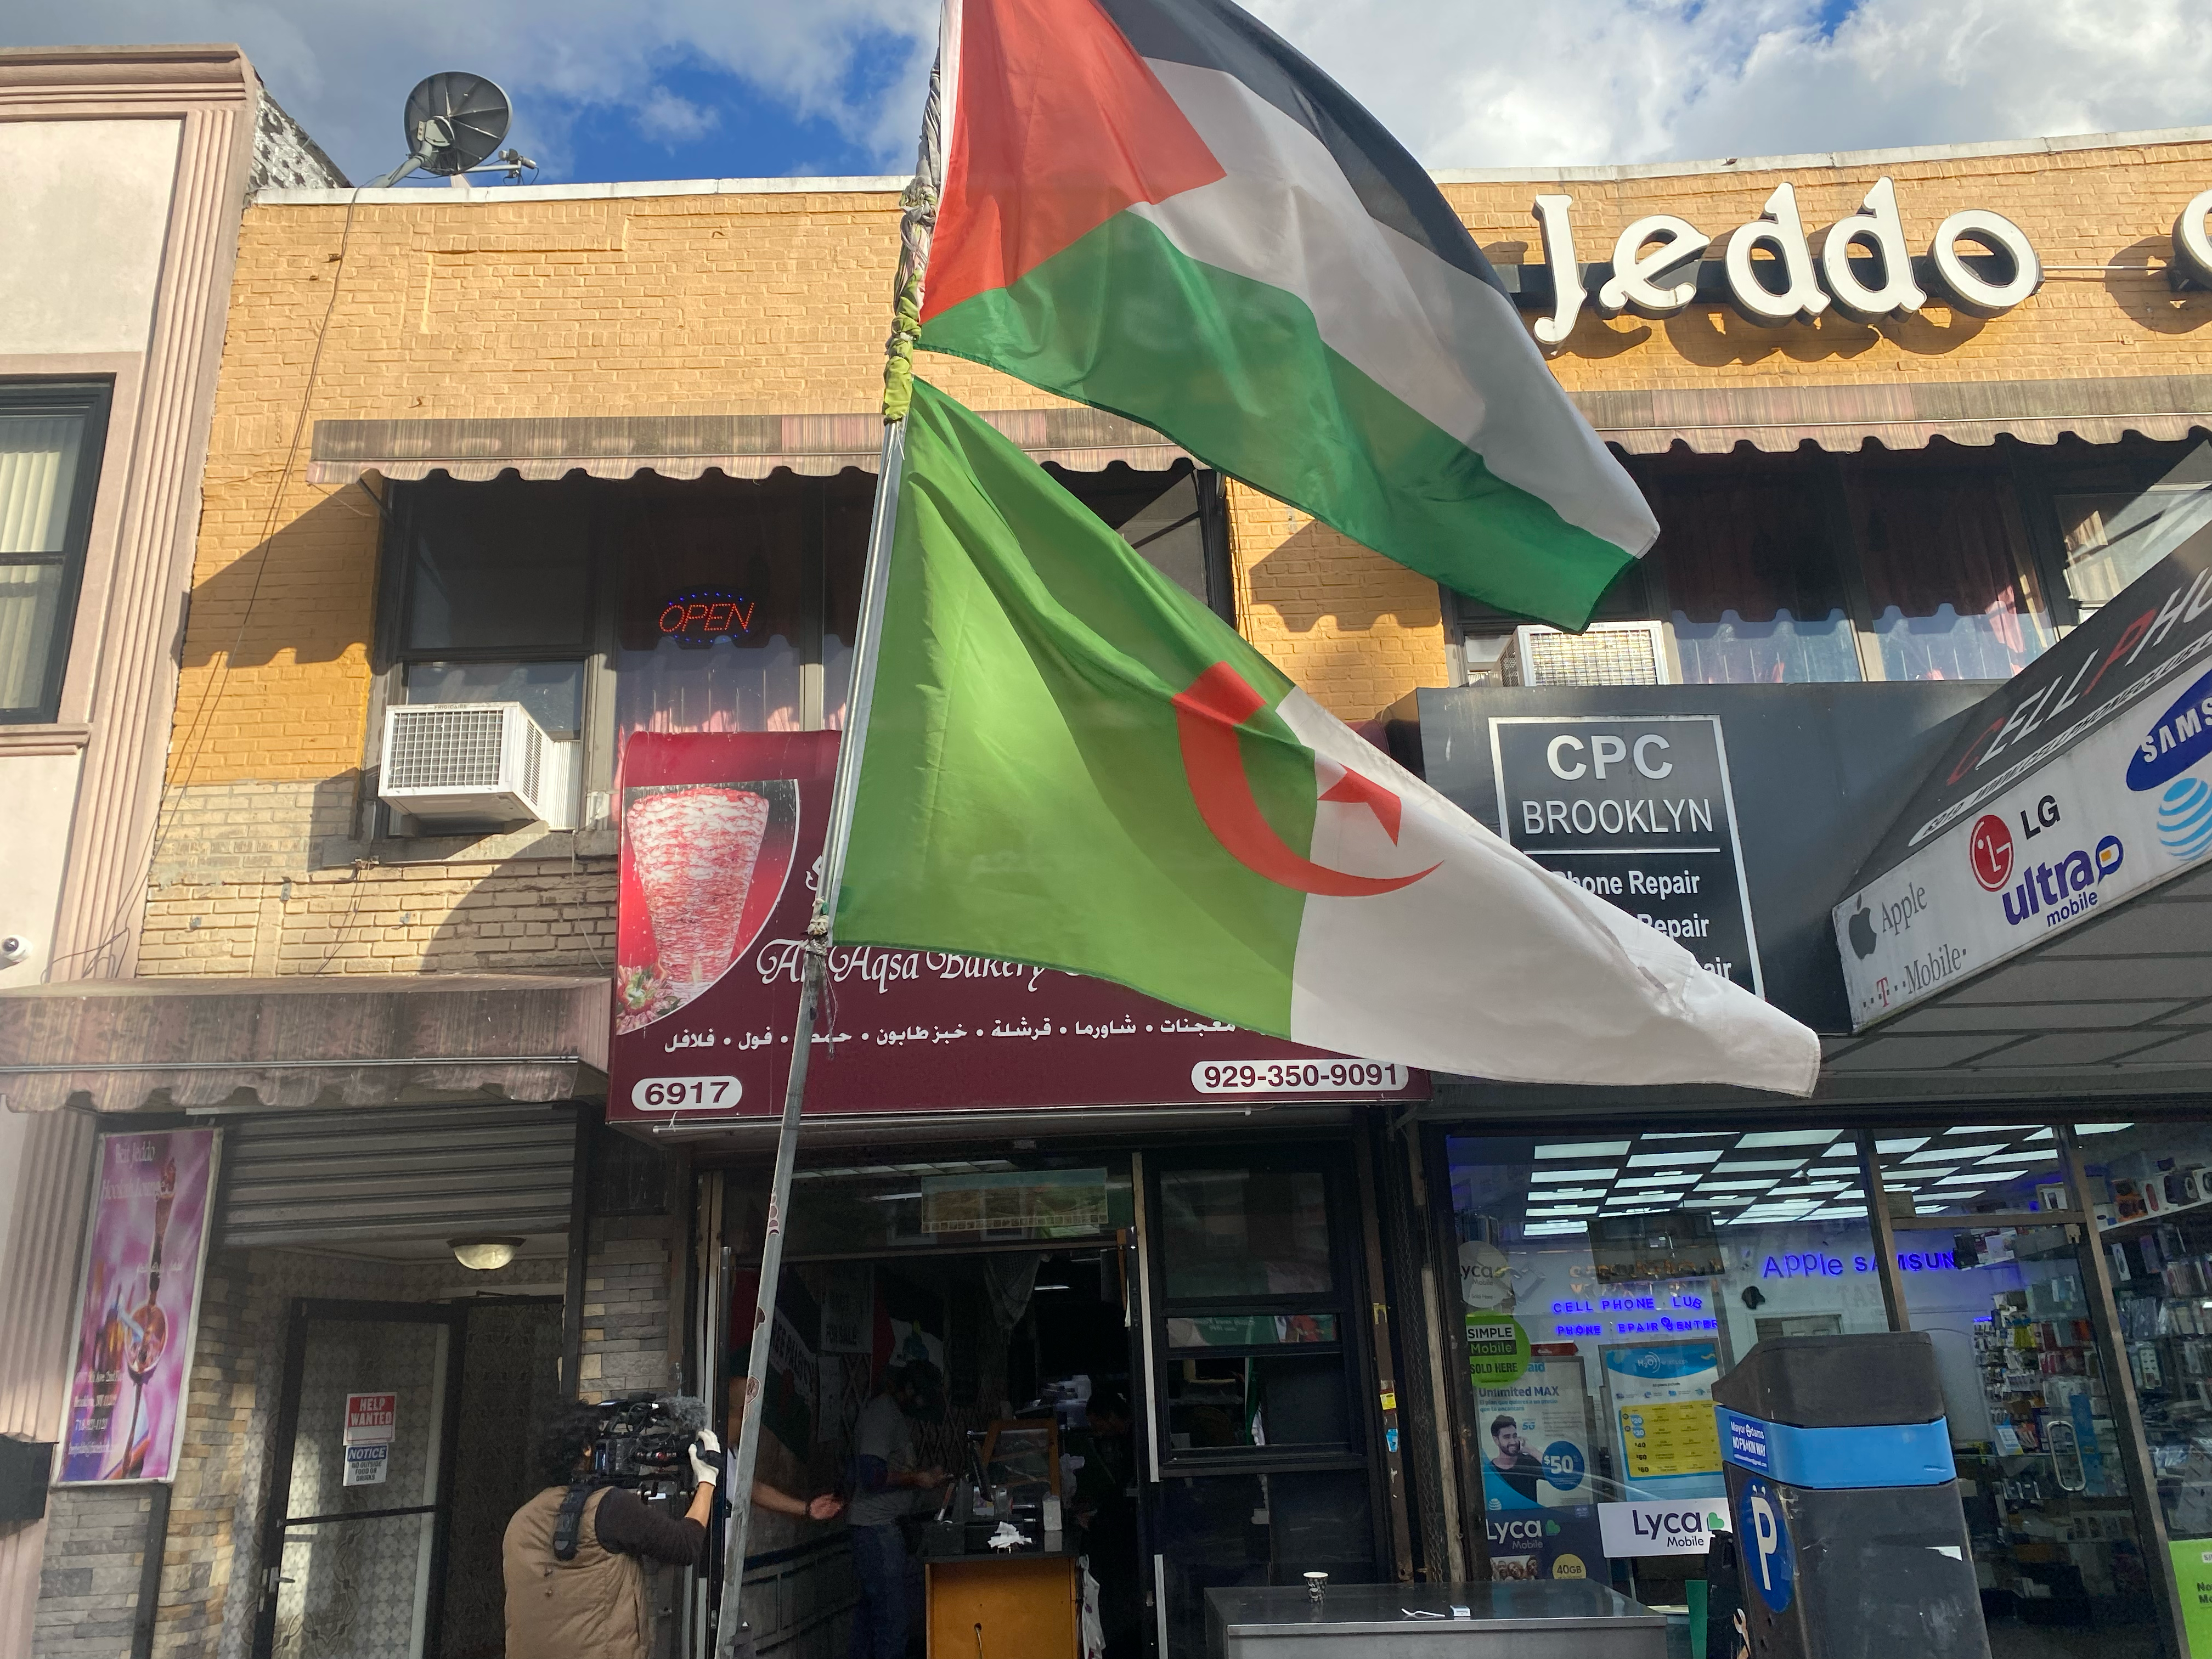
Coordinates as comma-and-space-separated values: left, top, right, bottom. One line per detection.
1489, 715, 1764, 996
343, 1444, 390, 1487
344, 1392, 397, 1446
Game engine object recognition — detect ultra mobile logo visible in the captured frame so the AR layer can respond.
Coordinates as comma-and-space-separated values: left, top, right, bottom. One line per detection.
1997, 834, 2124, 928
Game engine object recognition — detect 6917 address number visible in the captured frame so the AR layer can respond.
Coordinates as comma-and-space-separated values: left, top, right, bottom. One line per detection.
1190, 1060, 1408, 1094
631, 1075, 742, 1110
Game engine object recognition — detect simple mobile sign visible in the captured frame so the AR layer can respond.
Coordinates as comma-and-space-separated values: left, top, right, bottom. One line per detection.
608, 731, 1425, 1120
1490, 716, 1765, 996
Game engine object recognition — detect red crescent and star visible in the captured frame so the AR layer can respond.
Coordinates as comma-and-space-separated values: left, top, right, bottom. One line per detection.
1171, 663, 1440, 898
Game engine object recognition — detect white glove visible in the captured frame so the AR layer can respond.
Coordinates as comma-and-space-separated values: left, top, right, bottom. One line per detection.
689, 1430, 722, 1488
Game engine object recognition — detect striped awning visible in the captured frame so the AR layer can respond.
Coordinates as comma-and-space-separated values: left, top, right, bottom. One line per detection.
306, 407, 1190, 484
1577, 372, 2212, 455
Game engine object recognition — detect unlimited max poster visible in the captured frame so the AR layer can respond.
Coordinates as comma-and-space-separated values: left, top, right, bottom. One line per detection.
58, 1128, 219, 1484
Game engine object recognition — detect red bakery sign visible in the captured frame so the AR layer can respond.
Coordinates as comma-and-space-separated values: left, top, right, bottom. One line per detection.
607, 732, 1425, 1121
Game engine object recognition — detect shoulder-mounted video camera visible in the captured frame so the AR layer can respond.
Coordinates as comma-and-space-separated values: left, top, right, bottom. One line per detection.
590, 1392, 707, 1500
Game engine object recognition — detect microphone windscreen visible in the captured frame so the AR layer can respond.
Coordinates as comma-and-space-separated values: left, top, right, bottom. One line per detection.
661, 1395, 709, 1436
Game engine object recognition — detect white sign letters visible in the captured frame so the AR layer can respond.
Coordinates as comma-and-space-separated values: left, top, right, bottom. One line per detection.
1529, 176, 2044, 344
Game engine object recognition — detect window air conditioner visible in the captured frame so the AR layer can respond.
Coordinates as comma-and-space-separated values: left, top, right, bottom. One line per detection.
1498, 621, 1673, 687
377, 702, 570, 827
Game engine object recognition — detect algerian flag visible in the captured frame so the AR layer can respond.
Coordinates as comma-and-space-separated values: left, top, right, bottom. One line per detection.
836, 382, 1818, 1096
919, 0, 1658, 631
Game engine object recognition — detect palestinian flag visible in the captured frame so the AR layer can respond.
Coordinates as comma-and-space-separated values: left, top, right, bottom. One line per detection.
918, 0, 1660, 631
835, 382, 1817, 1095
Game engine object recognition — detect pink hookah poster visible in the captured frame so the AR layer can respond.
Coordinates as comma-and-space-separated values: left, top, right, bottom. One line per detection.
58, 1128, 219, 1484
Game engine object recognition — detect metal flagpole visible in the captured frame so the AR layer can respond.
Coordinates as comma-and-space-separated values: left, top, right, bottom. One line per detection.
712, 7, 959, 1652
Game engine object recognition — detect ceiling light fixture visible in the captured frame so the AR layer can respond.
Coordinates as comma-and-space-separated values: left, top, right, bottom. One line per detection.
450, 1235, 525, 1271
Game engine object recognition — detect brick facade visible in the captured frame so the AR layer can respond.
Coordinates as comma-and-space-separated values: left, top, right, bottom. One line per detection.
92, 127, 2212, 1652
176, 139, 2212, 960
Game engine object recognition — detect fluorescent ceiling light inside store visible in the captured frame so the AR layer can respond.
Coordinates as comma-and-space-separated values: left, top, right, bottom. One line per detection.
1877, 1138, 1928, 1154
1735, 1131, 1841, 1148
2079, 1123, 2134, 1134
1906, 1145, 2007, 1163
1628, 1150, 1725, 1166
1537, 1142, 1632, 1158
1531, 1167, 1618, 1182
1712, 1159, 1814, 1173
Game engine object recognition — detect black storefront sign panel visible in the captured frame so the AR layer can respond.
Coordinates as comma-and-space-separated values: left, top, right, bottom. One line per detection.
1489, 715, 1765, 996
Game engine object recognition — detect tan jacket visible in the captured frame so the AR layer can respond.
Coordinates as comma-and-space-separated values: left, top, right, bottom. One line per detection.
503, 1486, 650, 1659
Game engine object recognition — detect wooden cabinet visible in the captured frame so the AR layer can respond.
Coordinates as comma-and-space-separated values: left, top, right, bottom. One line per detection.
925, 1555, 1080, 1659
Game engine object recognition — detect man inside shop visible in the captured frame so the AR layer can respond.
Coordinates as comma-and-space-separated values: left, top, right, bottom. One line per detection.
505, 1404, 843, 1659
848, 1359, 952, 1659
1069, 1390, 1141, 1659
1487, 1413, 1544, 1505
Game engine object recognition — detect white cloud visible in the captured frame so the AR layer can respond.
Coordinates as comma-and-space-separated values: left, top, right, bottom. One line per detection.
636, 89, 720, 147
1249, 0, 2212, 168
2, 0, 2203, 183
0, 0, 935, 181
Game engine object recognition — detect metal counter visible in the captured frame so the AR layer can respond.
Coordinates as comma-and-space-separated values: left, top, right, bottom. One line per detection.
1205, 1581, 1668, 1659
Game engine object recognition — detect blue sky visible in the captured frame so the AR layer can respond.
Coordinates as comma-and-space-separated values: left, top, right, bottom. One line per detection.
4, 1, 2207, 187
552, 39, 922, 184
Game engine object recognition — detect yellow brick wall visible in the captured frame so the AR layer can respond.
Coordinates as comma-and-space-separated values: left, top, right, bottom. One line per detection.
1436, 137, 2212, 396
165, 138, 2212, 975
140, 855, 615, 977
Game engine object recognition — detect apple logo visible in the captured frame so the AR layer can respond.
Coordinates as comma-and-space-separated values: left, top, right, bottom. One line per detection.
1847, 899, 1876, 960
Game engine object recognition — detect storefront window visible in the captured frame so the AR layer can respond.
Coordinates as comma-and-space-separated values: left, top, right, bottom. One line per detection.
1868, 1125, 2171, 1653
1445, 1130, 1880, 1609
772, 1157, 1133, 1260
1852, 465, 2053, 682
1644, 468, 1862, 685
611, 473, 821, 742
2077, 1119, 2212, 1637
1148, 1153, 1377, 1654
2052, 442, 2212, 616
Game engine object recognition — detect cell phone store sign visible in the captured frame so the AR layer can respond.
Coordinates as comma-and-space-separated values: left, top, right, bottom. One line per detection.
608, 731, 1425, 1120
1837, 550, 2212, 1026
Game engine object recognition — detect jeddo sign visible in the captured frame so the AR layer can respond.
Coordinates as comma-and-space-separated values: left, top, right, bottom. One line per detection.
1527, 175, 2044, 345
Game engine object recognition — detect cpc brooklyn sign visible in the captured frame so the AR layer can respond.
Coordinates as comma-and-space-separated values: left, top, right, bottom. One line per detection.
1516, 176, 2212, 344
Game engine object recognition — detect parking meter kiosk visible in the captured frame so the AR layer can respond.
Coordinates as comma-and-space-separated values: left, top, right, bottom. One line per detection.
1710, 1332, 1989, 1658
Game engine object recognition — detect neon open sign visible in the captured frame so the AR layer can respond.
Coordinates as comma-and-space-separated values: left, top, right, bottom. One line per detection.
658, 590, 756, 645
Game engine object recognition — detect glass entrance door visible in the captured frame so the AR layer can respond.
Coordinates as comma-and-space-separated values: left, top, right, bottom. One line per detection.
1141, 1149, 1385, 1656
253, 1300, 466, 1659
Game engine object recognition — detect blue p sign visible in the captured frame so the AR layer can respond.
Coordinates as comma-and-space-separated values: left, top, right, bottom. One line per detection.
1740, 1478, 1795, 1613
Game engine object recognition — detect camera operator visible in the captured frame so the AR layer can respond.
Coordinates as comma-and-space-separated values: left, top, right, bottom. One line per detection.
505, 1402, 842, 1659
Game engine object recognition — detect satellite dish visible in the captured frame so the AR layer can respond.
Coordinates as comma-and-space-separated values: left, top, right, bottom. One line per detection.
368, 73, 515, 188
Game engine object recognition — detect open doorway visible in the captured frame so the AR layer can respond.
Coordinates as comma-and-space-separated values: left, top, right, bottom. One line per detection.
725, 1239, 1145, 1659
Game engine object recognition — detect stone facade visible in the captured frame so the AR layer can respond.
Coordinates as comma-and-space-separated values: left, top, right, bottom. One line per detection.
30, 1487, 151, 1658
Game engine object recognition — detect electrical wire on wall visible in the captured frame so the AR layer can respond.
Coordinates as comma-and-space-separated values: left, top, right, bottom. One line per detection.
47, 186, 368, 981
